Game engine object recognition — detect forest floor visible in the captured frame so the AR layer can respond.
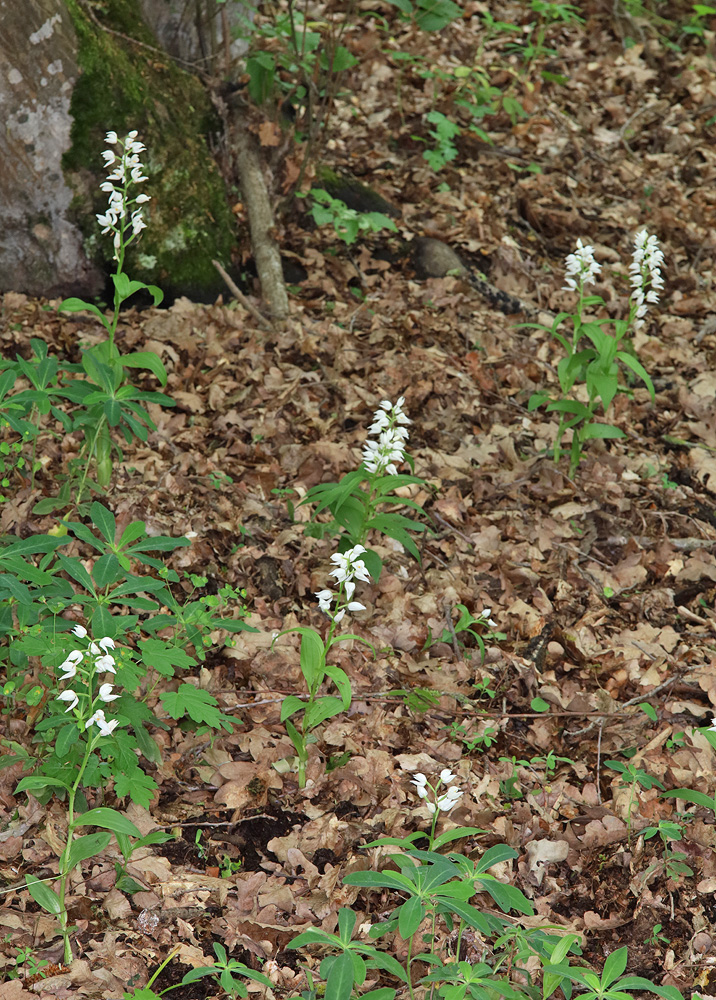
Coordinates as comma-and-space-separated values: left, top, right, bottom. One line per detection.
2, 0, 716, 997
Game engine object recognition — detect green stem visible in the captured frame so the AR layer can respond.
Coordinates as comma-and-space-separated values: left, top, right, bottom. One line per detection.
75, 415, 107, 503
405, 931, 416, 1000
56, 733, 100, 965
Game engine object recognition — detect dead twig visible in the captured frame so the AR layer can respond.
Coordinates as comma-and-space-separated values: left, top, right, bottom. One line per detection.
212, 259, 274, 331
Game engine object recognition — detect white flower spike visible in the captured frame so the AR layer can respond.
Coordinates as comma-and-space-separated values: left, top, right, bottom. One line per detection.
563, 238, 602, 291
363, 397, 411, 475
630, 230, 664, 331
96, 129, 151, 261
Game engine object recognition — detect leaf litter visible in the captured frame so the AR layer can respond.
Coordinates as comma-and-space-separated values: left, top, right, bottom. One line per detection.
2, 0, 716, 996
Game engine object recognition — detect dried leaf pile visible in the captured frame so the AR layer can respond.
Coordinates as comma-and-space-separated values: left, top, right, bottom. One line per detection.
2, 1, 716, 997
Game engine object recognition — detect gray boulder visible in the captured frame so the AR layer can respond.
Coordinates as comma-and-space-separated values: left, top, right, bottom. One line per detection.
0, 0, 102, 297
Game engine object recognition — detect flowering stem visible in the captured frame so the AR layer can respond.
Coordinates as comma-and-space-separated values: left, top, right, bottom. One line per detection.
56, 731, 101, 965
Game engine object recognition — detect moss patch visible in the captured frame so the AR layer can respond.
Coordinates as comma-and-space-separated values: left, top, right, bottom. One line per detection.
63, 0, 235, 302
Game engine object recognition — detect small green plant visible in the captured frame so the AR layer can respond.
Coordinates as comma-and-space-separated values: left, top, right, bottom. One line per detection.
644, 923, 670, 946
274, 544, 374, 789
300, 396, 431, 580
6, 944, 51, 980
13, 626, 149, 964
123, 942, 271, 999
541, 944, 681, 1000
220, 854, 243, 878
449, 720, 499, 752
309, 189, 398, 246
53, 131, 170, 493
526, 231, 662, 474
288, 768, 684, 1000
503, 1, 584, 67
194, 828, 209, 861
640, 819, 694, 879
385, 0, 462, 32
419, 110, 461, 170
605, 758, 665, 837
424, 604, 505, 664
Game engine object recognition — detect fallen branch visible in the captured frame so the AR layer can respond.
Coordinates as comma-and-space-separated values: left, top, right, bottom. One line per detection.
212, 259, 274, 331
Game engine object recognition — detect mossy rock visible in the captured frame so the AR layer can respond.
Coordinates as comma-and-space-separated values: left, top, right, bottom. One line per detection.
63, 0, 235, 302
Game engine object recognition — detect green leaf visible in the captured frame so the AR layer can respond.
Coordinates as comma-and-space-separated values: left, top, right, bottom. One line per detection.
15, 774, 71, 794
139, 638, 196, 678
160, 684, 230, 730
121, 351, 168, 385
67, 831, 112, 869
113, 769, 157, 808
531, 697, 550, 713
638, 703, 657, 722
91, 501, 117, 544
661, 787, 715, 811
25, 875, 61, 914
73, 807, 142, 838
326, 951, 359, 1000
304, 695, 345, 729
57, 298, 109, 327
300, 628, 326, 688
601, 946, 628, 987
343, 870, 417, 894
324, 664, 352, 710
431, 827, 485, 852
337, 906, 357, 943
617, 351, 656, 400
281, 694, 307, 722
397, 895, 424, 939
581, 423, 625, 441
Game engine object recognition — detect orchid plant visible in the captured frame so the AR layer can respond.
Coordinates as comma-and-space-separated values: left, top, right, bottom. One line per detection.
526, 230, 663, 474
59, 130, 163, 359
289, 763, 684, 1000
13, 626, 150, 965
300, 396, 431, 580
53, 129, 172, 492
274, 544, 375, 789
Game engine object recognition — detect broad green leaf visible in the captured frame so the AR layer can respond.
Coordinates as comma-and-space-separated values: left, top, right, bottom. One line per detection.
617, 351, 656, 400
57, 298, 108, 326
581, 423, 625, 440
474, 844, 518, 872
343, 870, 418, 894
601, 946, 628, 986
337, 906, 357, 943
74, 807, 142, 837
91, 501, 117, 543
431, 827, 485, 851
325, 951, 357, 1000
113, 769, 157, 808
25, 875, 61, 914
300, 628, 326, 688
397, 895, 424, 939
67, 831, 112, 869
122, 351, 168, 385
16, 774, 71, 794
280, 695, 307, 721
304, 695, 345, 729
324, 664, 352, 709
